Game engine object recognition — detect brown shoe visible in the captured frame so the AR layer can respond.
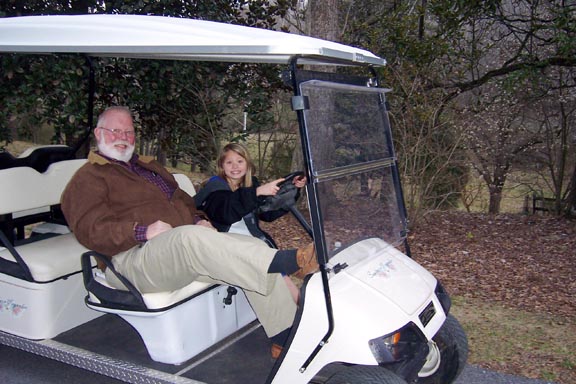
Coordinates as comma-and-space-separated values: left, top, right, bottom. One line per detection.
271, 343, 283, 359
292, 243, 319, 279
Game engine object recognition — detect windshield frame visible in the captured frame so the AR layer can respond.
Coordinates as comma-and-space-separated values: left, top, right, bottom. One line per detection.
289, 70, 409, 266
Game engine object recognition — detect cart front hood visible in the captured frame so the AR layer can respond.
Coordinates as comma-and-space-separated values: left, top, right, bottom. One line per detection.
329, 238, 437, 316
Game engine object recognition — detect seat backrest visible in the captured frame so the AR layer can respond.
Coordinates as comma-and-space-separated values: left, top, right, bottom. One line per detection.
0, 159, 86, 216
173, 173, 196, 197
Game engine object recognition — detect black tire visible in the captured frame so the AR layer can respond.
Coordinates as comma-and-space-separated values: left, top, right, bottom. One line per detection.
415, 314, 468, 384
325, 365, 408, 384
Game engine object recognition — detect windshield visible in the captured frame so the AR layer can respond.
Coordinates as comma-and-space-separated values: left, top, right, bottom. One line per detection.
299, 80, 407, 262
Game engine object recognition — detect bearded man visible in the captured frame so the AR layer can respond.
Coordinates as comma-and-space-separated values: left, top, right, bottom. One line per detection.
61, 106, 318, 358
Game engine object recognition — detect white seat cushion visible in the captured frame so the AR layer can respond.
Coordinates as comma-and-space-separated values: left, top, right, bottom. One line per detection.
93, 271, 215, 310
142, 281, 215, 309
0, 233, 88, 282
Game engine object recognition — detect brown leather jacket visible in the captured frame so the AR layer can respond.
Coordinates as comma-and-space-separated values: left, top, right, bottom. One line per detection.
61, 152, 200, 258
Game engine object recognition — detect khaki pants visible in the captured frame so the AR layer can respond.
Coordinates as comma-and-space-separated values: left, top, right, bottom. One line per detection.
106, 225, 297, 337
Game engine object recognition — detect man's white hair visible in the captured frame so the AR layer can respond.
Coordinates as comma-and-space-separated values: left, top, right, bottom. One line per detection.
96, 106, 132, 128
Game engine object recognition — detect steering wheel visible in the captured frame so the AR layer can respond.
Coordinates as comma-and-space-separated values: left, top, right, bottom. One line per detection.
277, 171, 305, 187
259, 171, 305, 212
259, 170, 313, 238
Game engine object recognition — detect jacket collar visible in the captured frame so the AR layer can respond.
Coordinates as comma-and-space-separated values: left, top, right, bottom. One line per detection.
87, 151, 155, 165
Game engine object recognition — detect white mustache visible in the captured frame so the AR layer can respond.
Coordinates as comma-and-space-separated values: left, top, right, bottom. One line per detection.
112, 140, 131, 146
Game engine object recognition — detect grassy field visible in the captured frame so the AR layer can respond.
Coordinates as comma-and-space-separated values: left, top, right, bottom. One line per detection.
452, 297, 575, 383
460, 169, 562, 214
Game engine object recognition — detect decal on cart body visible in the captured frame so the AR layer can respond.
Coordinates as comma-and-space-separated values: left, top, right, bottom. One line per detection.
0, 299, 28, 317
367, 259, 397, 279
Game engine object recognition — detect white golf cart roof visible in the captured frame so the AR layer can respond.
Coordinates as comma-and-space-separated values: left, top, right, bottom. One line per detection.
0, 14, 385, 67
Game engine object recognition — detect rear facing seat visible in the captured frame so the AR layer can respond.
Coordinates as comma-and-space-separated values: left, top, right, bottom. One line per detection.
0, 158, 89, 282
0, 158, 103, 339
2, 234, 87, 281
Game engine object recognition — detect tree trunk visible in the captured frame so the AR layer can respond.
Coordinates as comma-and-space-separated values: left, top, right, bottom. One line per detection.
303, 0, 341, 218
488, 186, 503, 214
308, 0, 339, 40
566, 163, 576, 218
483, 168, 508, 214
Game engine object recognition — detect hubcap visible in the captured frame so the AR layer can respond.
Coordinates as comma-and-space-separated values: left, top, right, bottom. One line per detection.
418, 341, 441, 378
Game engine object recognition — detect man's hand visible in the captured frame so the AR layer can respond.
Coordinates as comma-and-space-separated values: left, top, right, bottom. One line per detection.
146, 220, 173, 240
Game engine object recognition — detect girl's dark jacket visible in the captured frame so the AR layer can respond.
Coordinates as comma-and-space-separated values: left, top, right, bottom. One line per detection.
194, 176, 291, 248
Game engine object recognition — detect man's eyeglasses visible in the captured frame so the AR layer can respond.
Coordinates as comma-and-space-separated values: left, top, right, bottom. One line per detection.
98, 127, 136, 138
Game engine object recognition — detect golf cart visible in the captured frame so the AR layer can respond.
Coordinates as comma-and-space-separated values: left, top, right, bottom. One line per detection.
0, 14, 468, 384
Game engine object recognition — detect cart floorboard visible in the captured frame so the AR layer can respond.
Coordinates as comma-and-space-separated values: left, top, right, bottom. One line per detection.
54, 315, 276, 383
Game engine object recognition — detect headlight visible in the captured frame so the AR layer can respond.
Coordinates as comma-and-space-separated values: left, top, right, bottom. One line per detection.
368, 322, 428, 364
369, 322, 430, 381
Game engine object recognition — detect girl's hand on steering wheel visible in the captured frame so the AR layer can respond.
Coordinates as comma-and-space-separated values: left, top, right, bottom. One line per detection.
256, 178, 284, 196
293, 175, 307, 188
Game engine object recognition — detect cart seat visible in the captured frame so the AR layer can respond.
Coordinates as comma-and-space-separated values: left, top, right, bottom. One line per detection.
0, 158, 102, 340
0, 158, 88, 281
0, 233, 88, 282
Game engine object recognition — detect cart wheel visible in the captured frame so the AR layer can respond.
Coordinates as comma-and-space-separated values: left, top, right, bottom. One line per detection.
325, 365, 408, 384
415, 314, 468, 384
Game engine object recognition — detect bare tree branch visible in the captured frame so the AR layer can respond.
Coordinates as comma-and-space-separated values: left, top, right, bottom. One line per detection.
438, 56, 576, 95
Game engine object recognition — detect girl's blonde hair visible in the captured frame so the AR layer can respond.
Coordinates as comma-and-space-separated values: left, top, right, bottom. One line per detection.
217, 143, 256, 189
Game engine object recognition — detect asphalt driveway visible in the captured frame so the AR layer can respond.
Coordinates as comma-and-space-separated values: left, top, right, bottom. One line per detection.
0, 344, 559, 384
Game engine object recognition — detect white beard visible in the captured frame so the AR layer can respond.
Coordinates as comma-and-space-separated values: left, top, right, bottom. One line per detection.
98, 132, 135, 162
